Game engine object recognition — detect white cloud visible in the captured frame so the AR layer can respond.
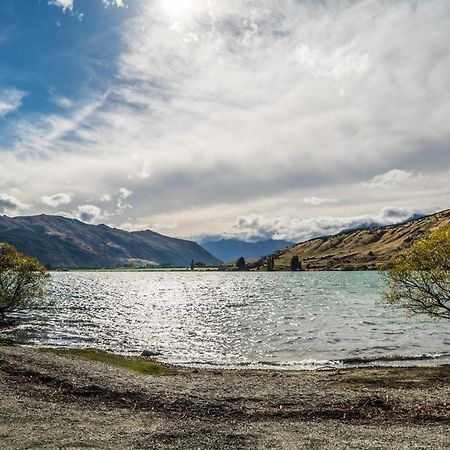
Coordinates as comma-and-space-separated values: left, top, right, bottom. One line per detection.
295, 44, 369, 79
102, 0, 125, 7
0, 193, 30, 214
304, 197, 338, 206
75, 205, 103, 223
232, 207, 430, 243
48, 0, 73, 12
120, 222, 151, 232
54, 210, 75, 219
115, 188, 133, 215
119, 187, 132, 199
363, 169, 419, 189
49, 0, 125, 12
41, 193, 73, 207
99, 194, 112, 202
0, 89, 26, 117
137, 162, 151, 179
52, 95, 73, 109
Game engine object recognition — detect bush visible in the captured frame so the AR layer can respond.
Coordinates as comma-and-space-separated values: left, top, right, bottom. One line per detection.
0, 243, 49, 322
384, 225, 450, 320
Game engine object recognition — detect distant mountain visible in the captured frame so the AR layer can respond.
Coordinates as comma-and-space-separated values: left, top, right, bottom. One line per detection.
0, 215, 221, 269
255, 209, 450, 271
200, 238, 294, 262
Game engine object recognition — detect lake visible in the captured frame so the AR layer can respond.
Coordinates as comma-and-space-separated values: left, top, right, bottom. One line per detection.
5, 271, 450, 370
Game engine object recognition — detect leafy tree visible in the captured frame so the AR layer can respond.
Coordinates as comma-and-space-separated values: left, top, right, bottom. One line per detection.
236, 257, 246, 270
0, 243, 49, 322
384, 225, 450, 320
190, 259, 195, 271
290, 255, 301, 271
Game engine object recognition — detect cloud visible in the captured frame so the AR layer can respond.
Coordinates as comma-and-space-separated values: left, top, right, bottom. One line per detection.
49, 0, 125, 13
116, 188, 133, 215
295, 44, 369, 79
52, 95, 74, 109
119, 222, 151, 232
136, 162, 151, 180
119, 187, 132, 199
2, 91, 109, 159
363, 169, 419, 189
75, 204, 103, 223
232, 207, 430, 242
48, 0, 73, 12
0, 193, 30, 214
1, 1, 450, 237
304, 197, 338, 206
99, 194, 111, 202
0, 89, 26, 118
41, 193, 73, 207
102, 0, 125, 7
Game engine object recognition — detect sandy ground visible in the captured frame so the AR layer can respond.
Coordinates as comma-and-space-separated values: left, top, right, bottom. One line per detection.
0, 345, 449, 450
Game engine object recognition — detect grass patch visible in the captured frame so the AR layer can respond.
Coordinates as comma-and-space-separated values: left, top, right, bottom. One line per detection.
42, 348, 172, 376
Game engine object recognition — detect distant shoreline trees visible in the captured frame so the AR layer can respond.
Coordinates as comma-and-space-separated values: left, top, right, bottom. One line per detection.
0, 243, 49, 322
266, 256, 275, 271
236, 257, 246, 270
290, 255, 301, 271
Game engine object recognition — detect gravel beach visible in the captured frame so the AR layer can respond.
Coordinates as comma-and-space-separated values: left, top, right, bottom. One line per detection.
1, 345, 449, 449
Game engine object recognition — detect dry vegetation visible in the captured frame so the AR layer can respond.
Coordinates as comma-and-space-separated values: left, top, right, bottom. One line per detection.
264, 210, 450, 271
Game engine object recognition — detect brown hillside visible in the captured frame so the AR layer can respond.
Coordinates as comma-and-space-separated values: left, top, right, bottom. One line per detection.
261, 209, 450, 271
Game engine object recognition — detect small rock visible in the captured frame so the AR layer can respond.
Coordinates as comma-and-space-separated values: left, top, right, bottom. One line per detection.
141, 349, 162, 357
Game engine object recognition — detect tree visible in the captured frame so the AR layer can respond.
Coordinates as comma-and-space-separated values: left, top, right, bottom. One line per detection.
384, 225, 450, 320
266, 255, 275, 271
0, 243, 49, 322
236, 257, 246, 270
194, 261, 206, 268
290, 255, 301, 271
190, 259, 195, 271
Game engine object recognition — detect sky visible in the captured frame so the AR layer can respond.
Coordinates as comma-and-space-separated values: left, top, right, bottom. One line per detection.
0, 0, 449, 243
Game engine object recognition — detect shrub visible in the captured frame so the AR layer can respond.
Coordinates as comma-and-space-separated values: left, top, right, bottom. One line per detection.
384, 225, 450, 320
0, 243, 49, 321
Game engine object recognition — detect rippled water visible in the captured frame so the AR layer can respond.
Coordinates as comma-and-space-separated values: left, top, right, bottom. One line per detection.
4, 271, 450, 369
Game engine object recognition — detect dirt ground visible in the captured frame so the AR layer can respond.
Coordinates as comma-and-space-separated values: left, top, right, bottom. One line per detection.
0, 345, 449, 449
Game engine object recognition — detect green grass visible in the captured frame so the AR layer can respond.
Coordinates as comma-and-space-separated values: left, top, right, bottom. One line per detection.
42, 348, 173, 376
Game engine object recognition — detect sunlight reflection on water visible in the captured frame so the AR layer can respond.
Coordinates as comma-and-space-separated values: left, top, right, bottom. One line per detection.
6, 271, 450, 370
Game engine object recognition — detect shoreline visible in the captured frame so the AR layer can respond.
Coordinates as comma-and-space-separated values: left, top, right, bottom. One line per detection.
6, 339, 450, 372
1, 344, 449, 449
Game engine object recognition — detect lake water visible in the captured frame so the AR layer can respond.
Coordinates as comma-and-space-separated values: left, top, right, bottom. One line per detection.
4, 271, 450, 370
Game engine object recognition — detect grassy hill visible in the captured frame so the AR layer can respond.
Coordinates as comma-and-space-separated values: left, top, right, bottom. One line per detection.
257, 209, 450, 271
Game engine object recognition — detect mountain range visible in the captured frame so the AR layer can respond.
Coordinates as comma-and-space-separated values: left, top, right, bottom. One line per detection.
257, 209, 450, 271
200, 238, 294, 262
0, 215, 220, 269
1, 210, 448, 271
